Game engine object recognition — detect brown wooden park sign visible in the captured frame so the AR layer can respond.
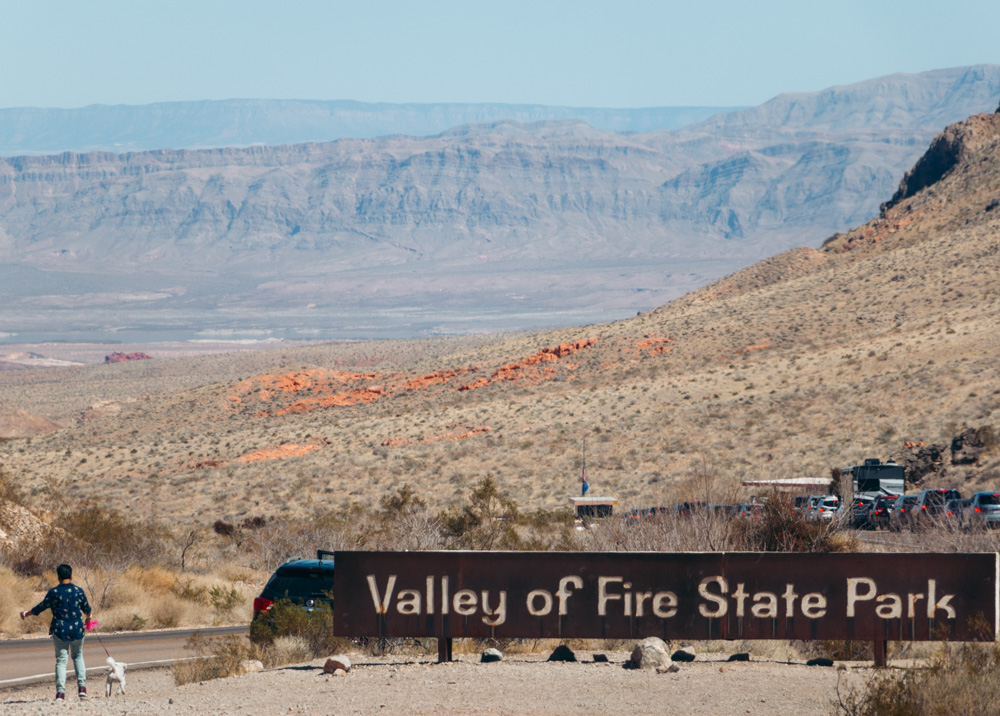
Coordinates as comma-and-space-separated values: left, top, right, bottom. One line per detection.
333, 551, 998, 664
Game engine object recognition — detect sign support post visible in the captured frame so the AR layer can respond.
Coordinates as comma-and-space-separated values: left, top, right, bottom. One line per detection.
873, 639, 886, 668
438, 637, 453, 663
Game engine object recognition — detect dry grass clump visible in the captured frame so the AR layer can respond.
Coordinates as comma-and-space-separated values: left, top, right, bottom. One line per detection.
833, 640, 1000, 716
172, 635, 266, 686
0, 564, 37, 637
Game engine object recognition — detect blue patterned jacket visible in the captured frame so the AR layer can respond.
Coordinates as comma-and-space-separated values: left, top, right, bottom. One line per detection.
30, 583, 92, 641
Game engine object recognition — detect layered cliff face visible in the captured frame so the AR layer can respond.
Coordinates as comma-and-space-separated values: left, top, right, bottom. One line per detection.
0, 67, 998, 341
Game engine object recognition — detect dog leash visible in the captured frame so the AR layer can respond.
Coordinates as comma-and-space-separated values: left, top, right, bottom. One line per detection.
87, 620, 112, 658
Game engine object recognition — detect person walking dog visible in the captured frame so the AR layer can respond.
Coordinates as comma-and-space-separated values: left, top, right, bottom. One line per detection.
20, 563, 94, 701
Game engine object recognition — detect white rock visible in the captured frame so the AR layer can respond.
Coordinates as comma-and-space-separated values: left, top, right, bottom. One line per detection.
629, 637, 671, 670
323, 656, 352, 674
238, 659, 264, 674
481, 648, 503, 663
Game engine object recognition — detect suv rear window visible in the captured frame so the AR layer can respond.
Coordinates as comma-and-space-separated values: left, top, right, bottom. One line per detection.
978, 494, 1000, 506
264, 568, 334, 600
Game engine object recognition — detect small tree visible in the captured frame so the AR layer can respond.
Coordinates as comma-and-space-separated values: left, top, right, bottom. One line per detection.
441, 475, 521, 550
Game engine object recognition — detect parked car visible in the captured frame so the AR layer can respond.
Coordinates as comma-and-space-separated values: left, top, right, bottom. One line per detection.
672, 501, 707, 517
866, 495, 900, 530
851, 497, 874, 529
625, 506, 668, 520
737, 502, 763, 518
812, 496, 841, 522
890, 495, 919, 531
963, 492, 1000, 530
944, 497, 970, 529
911, 488, 962, 529
252, 550, 335, 624
803, 495, 825, 520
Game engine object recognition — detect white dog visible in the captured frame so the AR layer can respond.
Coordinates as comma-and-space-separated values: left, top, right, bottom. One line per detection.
105, 656, 127, 697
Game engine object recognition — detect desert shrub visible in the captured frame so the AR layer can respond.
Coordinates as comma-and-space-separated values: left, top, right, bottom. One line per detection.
125, 565, 177, 595
735, 498, 857, 553
213, 520, 236, 536
99, 608, 151, 632
440, 475, 523, 549
0, 565, 37, 637
172, 578, 209, 605
172, 635, 264, 685
266, 635, 313, 667
833, 640, 1000, 716
151, 593, 186, 628
7, 553, 44, 577
209, 585, 245, 617
249, 599, 345, 657
241, 516, 268, 531
28, 499, 174, 608
0, 467, 24, 506
380, 483, 426, 516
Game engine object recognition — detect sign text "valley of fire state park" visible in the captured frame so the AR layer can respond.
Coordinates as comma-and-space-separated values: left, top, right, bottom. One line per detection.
333, 552, 998, 643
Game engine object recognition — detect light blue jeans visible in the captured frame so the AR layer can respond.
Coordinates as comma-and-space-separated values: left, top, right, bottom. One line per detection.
53, 636, 86, 694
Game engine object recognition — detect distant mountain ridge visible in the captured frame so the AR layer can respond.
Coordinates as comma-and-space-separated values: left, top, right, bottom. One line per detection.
1, 65, 998, 343
0, 100, 735, 156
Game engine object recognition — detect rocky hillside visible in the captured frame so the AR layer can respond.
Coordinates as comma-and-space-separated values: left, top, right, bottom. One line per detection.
1, 67, 998, 343
1, 111, 997, 522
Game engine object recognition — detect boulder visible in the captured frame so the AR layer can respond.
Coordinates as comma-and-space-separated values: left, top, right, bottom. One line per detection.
951, 427, 992, 465
481, 648, 503, 663
238, 659, 263, 674
727, 652, 751, 662
671, 645, 697, 662
629, 637, 671, 670
323, 655, 352, 674
807, 657, 834, 667
592, 653, 609, 663
547, 645, 576, 662
893, 443, 946, 485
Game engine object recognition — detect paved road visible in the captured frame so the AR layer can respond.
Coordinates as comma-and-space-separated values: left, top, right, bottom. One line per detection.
0, 626, 248, 688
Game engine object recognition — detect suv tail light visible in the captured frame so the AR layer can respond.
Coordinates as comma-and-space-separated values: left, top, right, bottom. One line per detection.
253, 597, 275, 613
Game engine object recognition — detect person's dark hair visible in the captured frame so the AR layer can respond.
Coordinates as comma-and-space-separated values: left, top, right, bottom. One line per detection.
56, 564, 72, 581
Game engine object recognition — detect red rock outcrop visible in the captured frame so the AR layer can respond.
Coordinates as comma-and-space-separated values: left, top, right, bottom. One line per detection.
105, 352, 153, 363
458, 339, 596, 391
636, 337, 673, 355
236, 443, 322, 463
404, 368, 474, 391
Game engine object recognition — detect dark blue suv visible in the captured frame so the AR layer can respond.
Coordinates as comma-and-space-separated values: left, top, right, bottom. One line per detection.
252, 550, 335, 620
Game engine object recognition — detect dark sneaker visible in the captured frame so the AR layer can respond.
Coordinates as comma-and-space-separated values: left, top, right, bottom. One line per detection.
78, 686, 88, 699
55, 692, 65, 701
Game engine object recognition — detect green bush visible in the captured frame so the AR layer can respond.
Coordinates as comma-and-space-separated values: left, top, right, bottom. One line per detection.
248, 599, 348, 657
440, 475, 522, 549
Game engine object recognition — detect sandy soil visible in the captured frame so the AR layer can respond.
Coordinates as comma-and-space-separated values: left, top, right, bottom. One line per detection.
1, 650, 871, 715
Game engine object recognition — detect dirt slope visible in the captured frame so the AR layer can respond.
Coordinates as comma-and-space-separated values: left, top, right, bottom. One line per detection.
1, 114, 998, 524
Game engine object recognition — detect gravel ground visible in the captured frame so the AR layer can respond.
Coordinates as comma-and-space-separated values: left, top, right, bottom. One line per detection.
1, 651, 871, 715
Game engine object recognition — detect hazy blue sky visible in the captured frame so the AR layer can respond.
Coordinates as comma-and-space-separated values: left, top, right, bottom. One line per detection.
3, 0, 998, 109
